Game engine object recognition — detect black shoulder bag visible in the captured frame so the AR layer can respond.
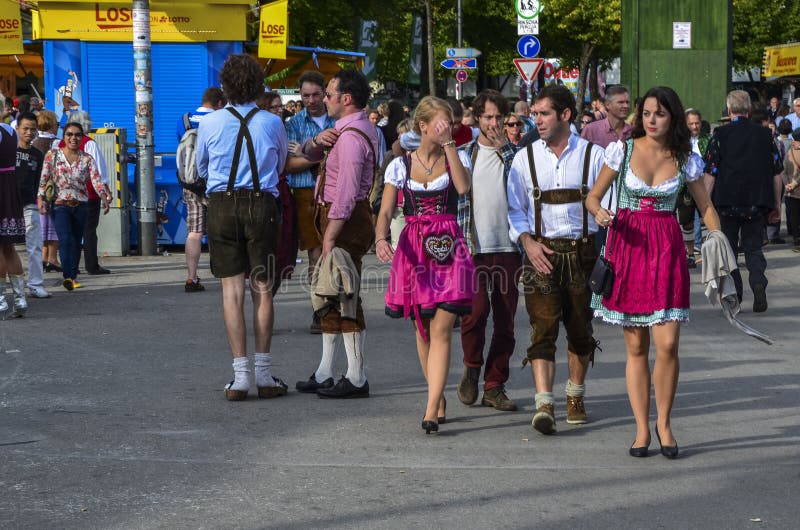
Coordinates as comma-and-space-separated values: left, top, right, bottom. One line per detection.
589, 140, 628, 297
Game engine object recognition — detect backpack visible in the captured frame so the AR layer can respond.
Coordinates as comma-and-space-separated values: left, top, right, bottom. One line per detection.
176, 112, 205, 194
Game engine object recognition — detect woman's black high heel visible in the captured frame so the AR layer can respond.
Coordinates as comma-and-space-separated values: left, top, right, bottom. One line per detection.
655, 425, 679, 459
629, 433, 651, 458
421, 419, 439, 434
438, 396, 447, 424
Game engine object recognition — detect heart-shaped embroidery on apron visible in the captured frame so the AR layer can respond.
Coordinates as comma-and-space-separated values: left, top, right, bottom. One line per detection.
424, 234, 455, 263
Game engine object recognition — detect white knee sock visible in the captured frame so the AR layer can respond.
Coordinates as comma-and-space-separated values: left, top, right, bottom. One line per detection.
229, 356, 250, 391
565, 380, 585, 397
343, 331, 366, 387
254, 352, 278, 387
315, 333, 338, 382
535, 391, 555, 410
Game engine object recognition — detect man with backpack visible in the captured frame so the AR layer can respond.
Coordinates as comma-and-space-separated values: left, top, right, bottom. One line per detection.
196, 54, 288, 401
176, 87, 225, 292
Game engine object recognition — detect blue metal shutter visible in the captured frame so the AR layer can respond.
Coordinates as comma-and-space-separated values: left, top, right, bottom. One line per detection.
151, 44, 207, 153
85, 43, 207, 154
85, 43, 135, 135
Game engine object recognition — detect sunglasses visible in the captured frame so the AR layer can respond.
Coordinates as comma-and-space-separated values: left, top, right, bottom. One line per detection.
505, 122, 521, 127
581, 120, 592, 125
65, 132, 83, 138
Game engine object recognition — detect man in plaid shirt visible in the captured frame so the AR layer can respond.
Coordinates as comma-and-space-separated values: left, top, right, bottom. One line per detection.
456, 89, 520, 412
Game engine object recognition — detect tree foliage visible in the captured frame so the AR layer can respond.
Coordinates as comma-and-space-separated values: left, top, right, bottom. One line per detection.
732, 0, 800, 71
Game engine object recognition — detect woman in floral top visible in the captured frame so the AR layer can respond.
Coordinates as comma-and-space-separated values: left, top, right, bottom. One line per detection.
37, 122, 108, 291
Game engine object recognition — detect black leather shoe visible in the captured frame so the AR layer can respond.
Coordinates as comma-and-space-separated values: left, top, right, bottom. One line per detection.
629, 436, 650, 458
421, 420, 438, 434
87, 266, 111, 275
317, 377, 369, 399
655, 426, 679, 459
295, 374, 334, 393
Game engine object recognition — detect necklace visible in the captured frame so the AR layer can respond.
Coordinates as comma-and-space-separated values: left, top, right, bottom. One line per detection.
415, 149, 443, 177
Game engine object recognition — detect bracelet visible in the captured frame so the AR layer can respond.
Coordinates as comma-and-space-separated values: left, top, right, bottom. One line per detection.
441, 140, 456, 148
311, 135, 318, 146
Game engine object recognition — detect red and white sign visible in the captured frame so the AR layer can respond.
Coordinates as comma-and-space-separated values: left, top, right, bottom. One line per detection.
513, 58, 544, 82
456, 69, 468, 83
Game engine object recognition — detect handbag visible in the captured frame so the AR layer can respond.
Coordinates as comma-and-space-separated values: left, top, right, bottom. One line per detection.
588, 139, 627, 297
589, 254, 614, 297
43, 178, 57, 203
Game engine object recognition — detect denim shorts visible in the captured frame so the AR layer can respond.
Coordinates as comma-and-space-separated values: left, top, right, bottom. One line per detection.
207, 190, 279, 282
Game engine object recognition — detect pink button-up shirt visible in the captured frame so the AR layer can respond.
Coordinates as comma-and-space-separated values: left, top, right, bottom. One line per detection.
316, 111, 379, 220
580, 117, 632, 149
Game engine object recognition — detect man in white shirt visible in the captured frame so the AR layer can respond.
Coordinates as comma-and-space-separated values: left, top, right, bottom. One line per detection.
507, 84, 605, 435
456, 90, 520, 412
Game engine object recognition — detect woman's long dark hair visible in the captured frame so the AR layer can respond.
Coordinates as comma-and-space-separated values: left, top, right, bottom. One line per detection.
630, 86, 692, 167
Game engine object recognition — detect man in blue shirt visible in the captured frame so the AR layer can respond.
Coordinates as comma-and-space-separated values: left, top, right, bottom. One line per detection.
177, 87, 225, 292
284, 71, 336, 333
196, 54, 289, 401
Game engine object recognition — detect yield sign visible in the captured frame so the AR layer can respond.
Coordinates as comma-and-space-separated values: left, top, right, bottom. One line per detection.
513, 58, 544, 82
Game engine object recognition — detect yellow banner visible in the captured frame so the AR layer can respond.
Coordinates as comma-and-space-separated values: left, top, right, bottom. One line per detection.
33, 2, 248, 42
258, 0, 288, 59
0, 2, 23, 55
763, 43, 800, 78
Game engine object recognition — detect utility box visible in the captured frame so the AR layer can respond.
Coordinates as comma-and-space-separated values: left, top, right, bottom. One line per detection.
621, 0, 731, 122
92, 128, 130, 256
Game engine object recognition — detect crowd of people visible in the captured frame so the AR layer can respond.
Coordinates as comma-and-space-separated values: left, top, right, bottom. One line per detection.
2, 53, 795, 457
0, 94, 111, 318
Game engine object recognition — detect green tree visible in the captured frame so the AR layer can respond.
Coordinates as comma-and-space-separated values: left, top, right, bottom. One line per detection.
732, 0, 800, 73
538, 0, 621, 111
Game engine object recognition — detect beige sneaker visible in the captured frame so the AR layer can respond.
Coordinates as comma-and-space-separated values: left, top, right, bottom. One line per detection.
566, 395, 588, 424
532, 403, 556, 435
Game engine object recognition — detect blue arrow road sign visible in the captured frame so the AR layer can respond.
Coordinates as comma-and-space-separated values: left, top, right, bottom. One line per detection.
517, 35, 541, 58
440, 58, 477, 69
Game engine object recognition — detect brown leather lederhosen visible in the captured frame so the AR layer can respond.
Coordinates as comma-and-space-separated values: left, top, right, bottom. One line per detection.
312, 126, 377, 333
521, 141, 599, 364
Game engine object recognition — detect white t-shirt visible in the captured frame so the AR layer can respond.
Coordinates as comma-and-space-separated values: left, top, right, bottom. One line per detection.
311, 114, 328, 131
469, 143, 516, 254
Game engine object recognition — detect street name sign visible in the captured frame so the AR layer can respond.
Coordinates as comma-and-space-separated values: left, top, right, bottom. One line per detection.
446, 48, 482, 58
518, 15, 539, 35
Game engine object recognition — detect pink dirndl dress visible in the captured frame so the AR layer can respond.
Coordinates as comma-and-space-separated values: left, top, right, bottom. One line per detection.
384, 154, 475, 340
591, 139, 705, 326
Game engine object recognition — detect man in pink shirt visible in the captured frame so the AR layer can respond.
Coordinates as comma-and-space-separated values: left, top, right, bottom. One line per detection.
297, 69, 378, 399
580, 85, 633, 252
579, 85, 632, 148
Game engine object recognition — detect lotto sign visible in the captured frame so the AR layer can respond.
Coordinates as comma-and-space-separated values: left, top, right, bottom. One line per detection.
0, 0, 22, 54
258, 0, 288, 59
516, 0, 543, 19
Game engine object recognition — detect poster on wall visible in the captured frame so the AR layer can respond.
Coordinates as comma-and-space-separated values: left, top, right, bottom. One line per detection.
0, 2, 23, 55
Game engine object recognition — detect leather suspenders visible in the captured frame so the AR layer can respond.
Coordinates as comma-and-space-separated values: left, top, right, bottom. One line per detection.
525, 141, 594, 242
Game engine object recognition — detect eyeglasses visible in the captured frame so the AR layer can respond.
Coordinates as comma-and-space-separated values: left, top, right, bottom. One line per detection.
505, 122, 521, 127
65, 132, 83, 138
581, 120, 592, 125
324, 91, 340, 99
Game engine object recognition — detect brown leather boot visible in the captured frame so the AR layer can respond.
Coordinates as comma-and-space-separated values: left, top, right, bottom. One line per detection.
566, 395, 588, 424
532, 403, 556, 435
457, 366, 480, 405
480, 386, 517, 411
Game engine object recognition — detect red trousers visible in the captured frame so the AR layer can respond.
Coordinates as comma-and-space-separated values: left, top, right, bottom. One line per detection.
459, 252, 521, 390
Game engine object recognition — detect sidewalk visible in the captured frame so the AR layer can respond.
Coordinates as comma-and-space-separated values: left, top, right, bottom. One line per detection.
1, 245, 799, 529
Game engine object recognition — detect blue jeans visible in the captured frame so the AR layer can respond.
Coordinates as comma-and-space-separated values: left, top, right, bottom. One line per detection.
53, 203, 88, 280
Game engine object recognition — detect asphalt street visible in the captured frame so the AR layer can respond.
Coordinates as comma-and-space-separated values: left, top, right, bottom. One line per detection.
1, 244, 799, 529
